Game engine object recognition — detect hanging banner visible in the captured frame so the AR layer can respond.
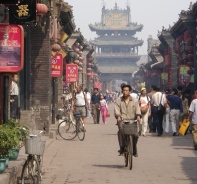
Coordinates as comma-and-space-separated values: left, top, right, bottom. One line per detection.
66, 64, 78, 82
161, 72, 168, 85
51, 53, 63, 77
0, 0, 19, 5
0, 25, 24, 73
179, 65, 190, 87
9, 0, 36, 25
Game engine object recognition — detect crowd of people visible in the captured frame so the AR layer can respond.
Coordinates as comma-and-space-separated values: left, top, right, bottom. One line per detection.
60, 83, 197, 152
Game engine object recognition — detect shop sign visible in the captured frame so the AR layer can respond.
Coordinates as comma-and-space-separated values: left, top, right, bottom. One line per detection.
0, 25, 24, 73
0, 0, 19, 5
161, 72, 168, 85
179, 65, 190, 87
9, 0, 36, 25
66, 64, 78, 82
51, 53, 63, 77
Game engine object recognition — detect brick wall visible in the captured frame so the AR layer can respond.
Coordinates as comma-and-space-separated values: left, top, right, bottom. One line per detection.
29, 15, 52, 132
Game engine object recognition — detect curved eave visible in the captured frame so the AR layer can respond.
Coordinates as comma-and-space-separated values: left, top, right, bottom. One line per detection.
151, 61, 164, 69
90, 40, 143, 47
96, 55, 140, 59
89, 24, 143, 32
145, 60, 155, 68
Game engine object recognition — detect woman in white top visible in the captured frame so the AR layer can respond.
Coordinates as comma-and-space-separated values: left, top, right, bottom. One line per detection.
139, 88, 151, 136
84, 88, 91, 118
99, 94, 108, 124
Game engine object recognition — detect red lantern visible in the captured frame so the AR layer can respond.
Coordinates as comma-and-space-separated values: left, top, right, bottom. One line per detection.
186, 62, 193, 67
87, 73, 91, 76
36, 4, 48, 15
178, 58, 184, 64
186, 38, 192, 45
187, 54, 193, 60
52, 44, 61, 51
79, 51, 83, 56
88, 63, 92, 66
80, 46, 83, 50
79, 62, 83, 66
151, 73, 157, 77
75, 42, 79, 47
75, 48, 79, 53
187, 69, 194, 75
74, 60, 79, 64
87, 68, 92, 71
186, 46, 193, 53
79, 56, 83, 61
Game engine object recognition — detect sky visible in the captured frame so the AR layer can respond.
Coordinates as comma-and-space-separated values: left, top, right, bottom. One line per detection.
65, 0, 193, 55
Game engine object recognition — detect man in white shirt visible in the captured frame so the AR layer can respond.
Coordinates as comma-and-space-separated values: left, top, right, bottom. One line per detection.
10, 73, 19, 120
151, 87, 167, 136
187, 91, 197, 150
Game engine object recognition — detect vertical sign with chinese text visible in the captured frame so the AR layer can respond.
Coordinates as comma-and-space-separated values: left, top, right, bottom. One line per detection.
66, 64, 78, 82
51, 53, 63, 77
161, 72, 168, 85
179, 65, 190, 87
9, 0, 36, 25
0, 25, 24, 73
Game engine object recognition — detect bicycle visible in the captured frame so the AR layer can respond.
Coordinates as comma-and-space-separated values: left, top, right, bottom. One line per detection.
21, 131, 45, 184
122, 120, 138, 170
58, 112, 85, 141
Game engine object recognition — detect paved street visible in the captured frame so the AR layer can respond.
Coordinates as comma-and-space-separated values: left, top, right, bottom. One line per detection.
42, 104, 197, 184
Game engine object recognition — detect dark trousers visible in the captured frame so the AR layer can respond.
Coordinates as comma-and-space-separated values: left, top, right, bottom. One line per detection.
148, 116, 156, 132
10, 95, 18, 120
118, 122, 138, 154
152, 106, 164, 135
92, 104, 100, 124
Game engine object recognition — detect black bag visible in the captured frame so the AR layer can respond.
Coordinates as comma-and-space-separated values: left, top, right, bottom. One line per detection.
158, 93, 166, 114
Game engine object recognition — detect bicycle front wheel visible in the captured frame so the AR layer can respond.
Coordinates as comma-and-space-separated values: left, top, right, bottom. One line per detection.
76, 120, 85, 141
128, 135, 133, 170
21, 156, 40, 184
58, 120, 77, 140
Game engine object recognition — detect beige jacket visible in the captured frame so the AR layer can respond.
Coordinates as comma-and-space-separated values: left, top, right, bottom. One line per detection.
114, 96, 141, 120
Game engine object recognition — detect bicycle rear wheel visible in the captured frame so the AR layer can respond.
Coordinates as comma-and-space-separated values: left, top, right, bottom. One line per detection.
128, 135, 133, 170
21, 156, 40, 184
58, 120, 77, 140
77, 120, 85, 141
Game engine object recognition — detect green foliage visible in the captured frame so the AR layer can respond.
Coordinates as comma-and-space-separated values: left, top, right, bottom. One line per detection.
0, 119, 29, 159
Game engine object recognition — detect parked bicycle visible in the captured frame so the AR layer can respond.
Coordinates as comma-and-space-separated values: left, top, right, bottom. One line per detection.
58, 112, 85, 141
21, 131, 45, 184
122, 120, 138, 170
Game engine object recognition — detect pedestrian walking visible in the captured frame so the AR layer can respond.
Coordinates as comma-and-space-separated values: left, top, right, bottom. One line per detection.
10, 73, 19, 120
167, 88, 183, 136
91, 88, 101, 124
151, 87, 167, 136
84, 88, 91, 118
139, 87, 150, 136
187, 91, 197, 150
163, 89, 170, 133
99, 94, 108, 124
148, 85, 156, 132
179, 92, 189, 126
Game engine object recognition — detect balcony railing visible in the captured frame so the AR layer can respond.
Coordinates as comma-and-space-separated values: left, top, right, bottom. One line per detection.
95, 52, 138, 57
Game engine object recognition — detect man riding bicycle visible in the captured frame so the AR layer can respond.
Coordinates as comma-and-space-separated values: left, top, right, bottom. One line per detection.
114, 84, 141, 157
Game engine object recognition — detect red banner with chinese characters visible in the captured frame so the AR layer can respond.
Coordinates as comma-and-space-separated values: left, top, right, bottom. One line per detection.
94, 81, 102, 90
51, 53, 63, 77
66, 64, 78, 82
0, 25, 24, 73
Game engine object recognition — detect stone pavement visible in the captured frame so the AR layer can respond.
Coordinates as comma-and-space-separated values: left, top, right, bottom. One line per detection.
41, 104, 197, 184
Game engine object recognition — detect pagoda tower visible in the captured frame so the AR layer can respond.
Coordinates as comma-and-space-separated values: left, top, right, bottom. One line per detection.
89, 3, 143, 91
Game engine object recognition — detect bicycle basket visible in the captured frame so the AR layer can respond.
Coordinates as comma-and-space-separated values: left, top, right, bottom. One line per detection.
122, 123, 138, 135
25, 138, 46, 156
